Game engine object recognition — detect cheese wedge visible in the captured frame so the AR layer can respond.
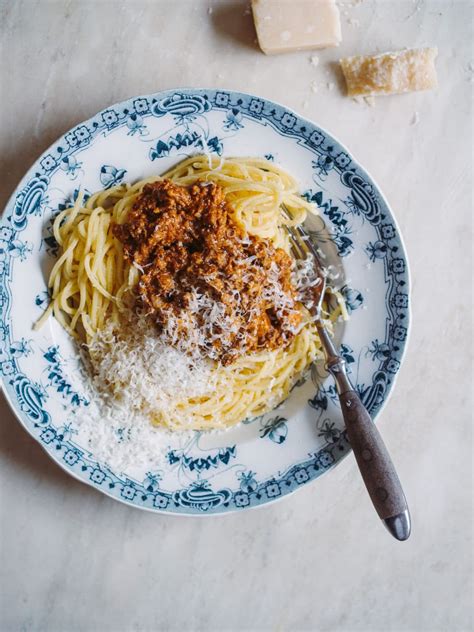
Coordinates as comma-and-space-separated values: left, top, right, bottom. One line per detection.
340, 48, 438, 97
251, 0, 342, 55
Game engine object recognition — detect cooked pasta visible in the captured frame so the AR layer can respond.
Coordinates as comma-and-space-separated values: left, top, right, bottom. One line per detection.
36, 156, 344, 431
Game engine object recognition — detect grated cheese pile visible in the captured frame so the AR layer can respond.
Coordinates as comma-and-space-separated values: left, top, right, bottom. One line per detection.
90, 311, 216, 407
75, 311, 215, 471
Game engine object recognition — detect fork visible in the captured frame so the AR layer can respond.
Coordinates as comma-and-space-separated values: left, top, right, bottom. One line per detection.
285, 220, 411, 541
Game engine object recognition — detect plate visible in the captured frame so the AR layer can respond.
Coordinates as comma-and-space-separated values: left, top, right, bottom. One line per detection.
0, 89, 410, 514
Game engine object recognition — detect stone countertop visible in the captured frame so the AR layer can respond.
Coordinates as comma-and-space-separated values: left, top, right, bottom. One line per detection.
0, 1, 472, 630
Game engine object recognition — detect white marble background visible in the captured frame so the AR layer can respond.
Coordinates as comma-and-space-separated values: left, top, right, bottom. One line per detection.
0, 1, 472, 631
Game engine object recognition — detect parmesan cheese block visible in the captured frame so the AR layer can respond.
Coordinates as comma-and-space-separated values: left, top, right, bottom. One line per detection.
340, 47, 438, 97
251, 0, 342, 55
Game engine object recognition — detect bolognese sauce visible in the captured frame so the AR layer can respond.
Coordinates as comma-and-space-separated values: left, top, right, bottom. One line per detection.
113, 179, 303, 364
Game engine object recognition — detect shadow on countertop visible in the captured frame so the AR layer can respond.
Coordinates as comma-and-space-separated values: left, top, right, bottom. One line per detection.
0, 111, 109, 502
0, 113, 111, 501
210, 0, 259, 52
0, 391, 94, 498
0, 115, 83, 212
0, 97, 138, 212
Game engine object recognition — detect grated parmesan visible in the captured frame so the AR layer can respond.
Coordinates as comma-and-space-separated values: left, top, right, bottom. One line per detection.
74, 311, 217, 470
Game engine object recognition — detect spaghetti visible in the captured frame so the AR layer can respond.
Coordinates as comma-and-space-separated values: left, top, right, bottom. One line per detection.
37, 156, 344, 431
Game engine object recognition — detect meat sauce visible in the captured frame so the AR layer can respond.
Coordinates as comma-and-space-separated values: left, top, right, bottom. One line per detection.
113, 179, 302, 364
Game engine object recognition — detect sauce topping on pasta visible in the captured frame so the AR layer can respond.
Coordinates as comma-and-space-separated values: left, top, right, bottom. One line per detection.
113, 179, 303, 365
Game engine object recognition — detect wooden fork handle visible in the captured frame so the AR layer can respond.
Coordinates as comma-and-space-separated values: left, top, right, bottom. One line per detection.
338, 388, 411, 540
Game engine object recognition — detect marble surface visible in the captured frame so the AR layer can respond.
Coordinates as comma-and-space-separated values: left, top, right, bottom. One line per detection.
0, 1, 472, 630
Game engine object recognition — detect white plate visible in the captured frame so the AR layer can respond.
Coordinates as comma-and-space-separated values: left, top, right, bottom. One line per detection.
0, 89, 410, 514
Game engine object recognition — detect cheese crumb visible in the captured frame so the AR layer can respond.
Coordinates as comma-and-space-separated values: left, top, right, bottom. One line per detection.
347, 17, 360, 27
411, 111, 420, 125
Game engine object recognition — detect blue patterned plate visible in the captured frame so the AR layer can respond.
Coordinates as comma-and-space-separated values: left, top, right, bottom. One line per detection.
0, 89, 410, 514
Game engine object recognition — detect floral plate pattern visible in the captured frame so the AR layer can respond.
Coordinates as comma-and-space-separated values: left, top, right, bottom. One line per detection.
0, 89, 410, 514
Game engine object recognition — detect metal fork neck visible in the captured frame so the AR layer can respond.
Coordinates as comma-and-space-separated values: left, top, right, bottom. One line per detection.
316, 321, 353, 394
326, 357, 353, 394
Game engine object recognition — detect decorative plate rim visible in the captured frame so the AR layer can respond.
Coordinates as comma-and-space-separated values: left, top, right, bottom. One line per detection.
0, 88, 411, 515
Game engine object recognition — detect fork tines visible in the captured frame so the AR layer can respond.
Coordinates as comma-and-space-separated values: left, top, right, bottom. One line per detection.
284, 222, 323, 271
282, 206, 322, 265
